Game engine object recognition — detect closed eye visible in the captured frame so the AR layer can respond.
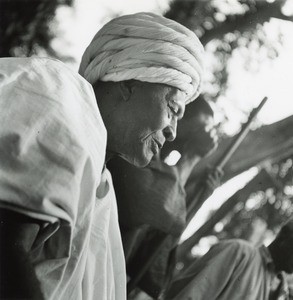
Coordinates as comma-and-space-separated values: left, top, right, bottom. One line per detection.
168, 102, 184, 120
168, 103, 179, 115
168, 105, 178, 115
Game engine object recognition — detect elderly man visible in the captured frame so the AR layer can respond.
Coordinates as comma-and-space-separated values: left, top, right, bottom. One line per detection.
0, 12, 204, 300
165, 219, 293, 300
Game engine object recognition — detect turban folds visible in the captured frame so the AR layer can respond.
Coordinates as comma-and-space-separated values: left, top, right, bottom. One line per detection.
79, 12, 204, 104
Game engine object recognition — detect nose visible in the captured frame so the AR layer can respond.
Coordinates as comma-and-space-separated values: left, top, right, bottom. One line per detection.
163, 118, 177, 142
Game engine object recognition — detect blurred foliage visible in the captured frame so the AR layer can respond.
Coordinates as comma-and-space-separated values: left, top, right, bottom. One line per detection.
165, 0, 291, 104
211, 155, 293, 244
0, 0, 73, 58
183, 156, 293, 272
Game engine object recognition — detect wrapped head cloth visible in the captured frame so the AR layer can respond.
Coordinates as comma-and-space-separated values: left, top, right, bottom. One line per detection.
79, 12, 204, 104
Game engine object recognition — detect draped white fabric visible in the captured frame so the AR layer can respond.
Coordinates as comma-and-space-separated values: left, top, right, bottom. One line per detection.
79, 12, 204, 103
0, 57, 126, 300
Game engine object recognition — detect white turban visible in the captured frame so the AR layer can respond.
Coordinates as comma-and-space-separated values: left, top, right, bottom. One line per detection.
79, 12, 204, 104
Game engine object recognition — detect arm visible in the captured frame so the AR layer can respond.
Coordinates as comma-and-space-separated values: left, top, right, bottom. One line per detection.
0, 208, 45, 299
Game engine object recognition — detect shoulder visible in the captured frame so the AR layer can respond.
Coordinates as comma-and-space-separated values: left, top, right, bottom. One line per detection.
0, 57, 89, 87
0, 57, 96, 111
0, 56, 106, 139
0, 57, 107, 183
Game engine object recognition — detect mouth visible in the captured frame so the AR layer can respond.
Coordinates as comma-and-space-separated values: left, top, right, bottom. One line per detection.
154, 139, 163, 150
150, 138, 163, 155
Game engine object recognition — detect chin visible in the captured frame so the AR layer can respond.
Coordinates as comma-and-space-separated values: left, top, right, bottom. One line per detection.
121, 154, 152, 168
133, 156, 152, 168
119, 144, 154, 167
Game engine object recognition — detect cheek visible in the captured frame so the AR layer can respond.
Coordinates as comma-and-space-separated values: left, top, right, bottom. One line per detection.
133, 88, 172, 134
150, 104, 170, 130
139, 108, 169, 135
130, 138, 154, 167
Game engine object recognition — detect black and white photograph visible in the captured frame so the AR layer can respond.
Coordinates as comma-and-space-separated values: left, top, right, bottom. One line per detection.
1, 0, 293, 299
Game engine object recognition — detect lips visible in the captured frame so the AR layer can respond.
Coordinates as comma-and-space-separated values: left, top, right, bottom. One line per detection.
150, 138, 163, 155
150, 139, 159, 155
154, 139, 163, 150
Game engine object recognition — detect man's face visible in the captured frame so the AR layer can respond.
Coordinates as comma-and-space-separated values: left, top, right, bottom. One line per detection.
117, 82, 186, 167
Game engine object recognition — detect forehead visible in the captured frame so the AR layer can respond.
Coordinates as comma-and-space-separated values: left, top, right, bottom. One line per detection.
166, 85, 186, 103
138, 81, 186, 110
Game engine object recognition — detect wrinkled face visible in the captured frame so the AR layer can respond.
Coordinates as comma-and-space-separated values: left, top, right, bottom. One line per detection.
117, 82, 186, 167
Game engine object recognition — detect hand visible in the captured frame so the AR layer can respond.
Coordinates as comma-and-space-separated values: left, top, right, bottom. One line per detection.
206, 167, 224, 194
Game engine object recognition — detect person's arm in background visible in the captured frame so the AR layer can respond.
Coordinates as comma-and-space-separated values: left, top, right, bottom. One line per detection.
0, 208, 45, 299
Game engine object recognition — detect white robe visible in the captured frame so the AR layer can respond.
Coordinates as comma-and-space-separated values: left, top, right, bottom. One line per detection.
0, 57, 126, 300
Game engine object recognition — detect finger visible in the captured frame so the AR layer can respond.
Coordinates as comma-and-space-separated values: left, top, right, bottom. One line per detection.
215, 167, 224, 178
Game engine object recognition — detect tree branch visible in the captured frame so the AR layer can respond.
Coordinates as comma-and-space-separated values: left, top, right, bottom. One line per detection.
201, 0, 290, 45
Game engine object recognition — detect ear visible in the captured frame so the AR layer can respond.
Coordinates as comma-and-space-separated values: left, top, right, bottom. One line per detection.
119, 80, 136, 101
